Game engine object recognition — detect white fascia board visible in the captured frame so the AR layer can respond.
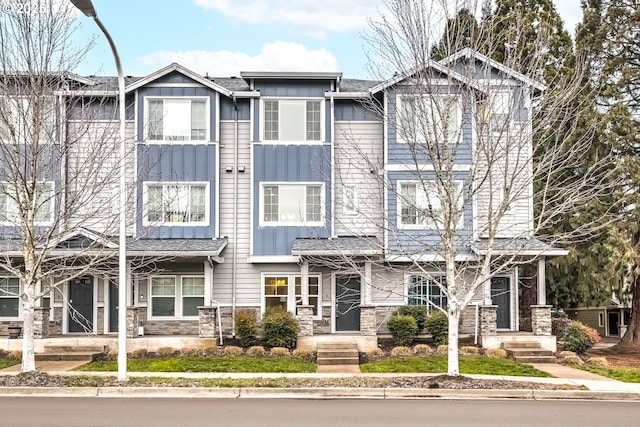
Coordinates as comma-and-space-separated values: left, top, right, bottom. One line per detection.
325, 91, 370, 99
385, 164, 472, 172
247, 255, 300, 264
125, 63, 232, 97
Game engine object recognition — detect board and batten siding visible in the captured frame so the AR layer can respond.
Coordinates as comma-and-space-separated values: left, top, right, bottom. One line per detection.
333, 121, 384, 238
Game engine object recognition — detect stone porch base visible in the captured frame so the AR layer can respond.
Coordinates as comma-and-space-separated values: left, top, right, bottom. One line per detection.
480, 333, 556, 352
297, 335, 378, 352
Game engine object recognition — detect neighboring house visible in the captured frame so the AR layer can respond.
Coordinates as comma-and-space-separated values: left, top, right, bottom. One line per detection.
0, 50, 565, 351
569, 298, 631, 338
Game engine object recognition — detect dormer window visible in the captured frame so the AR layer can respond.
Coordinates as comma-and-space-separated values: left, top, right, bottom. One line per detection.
263, 99, 323, 142
147, 98, 208, 142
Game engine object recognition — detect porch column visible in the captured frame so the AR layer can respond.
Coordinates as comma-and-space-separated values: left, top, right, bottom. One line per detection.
33, 307, 50, 339
360, 304, 377, 336
531, 305, 552, 336
125, 306, 138, 338
537, 258, 546, 305
300, 260, 309, 306
198, 306, 217, 338
296, 305, 314, 337
479, 305, 498, 337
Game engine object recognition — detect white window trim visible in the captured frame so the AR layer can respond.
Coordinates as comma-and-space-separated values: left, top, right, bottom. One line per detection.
343, 185, 358, 216
259, 182, 325, 227
396, 180, 464, 230
489, 91, 513, 135
144, 96, 210, 143
0, 181, 55, 227
396, 94, 462, 145
598, 312, 605, 328
261, 272, 322, 320
404, 273, 447, 312
148, 274, 205, 319
0, 276, 21, 320
260, 97, 325, 144
142, 181, 210, 227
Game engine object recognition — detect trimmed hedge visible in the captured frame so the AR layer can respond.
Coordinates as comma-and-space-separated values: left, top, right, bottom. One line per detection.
387, 314, 418, 346
425, 310, 449, 346
261, 308, 300, 349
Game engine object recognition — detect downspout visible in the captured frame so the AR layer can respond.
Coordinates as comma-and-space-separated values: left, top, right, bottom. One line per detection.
232, 95, 239, 337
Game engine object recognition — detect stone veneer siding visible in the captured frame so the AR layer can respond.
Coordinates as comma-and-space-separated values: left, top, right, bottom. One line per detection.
531, 305, 552, 336
479, 305, 498, 337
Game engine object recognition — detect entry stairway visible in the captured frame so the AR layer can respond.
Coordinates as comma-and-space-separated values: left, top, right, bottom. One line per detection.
316, 343, 360, 372
35, 345, 105, 362
502, 341, 556, 364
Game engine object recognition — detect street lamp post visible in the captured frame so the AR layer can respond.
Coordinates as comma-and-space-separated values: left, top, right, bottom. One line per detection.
70, 0, 128, 381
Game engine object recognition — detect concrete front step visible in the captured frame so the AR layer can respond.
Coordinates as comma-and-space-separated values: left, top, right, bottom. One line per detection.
317, 344, 359, 366
503, 342, 556, 364
513, 355, 558, 364
35, 352, 101, 362
317, 357, 360, 365
43, 345, 106, 353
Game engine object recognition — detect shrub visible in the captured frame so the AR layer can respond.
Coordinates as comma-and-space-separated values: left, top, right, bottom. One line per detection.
366, 348, 385, 360
563, 321, 600, 354
588, 357, 609, 367
390, 346, 412, 357
292, 348, 314, 361
435, 344, 448, 355
270, 347, 290, 357
130, 348, 148, 359
425, 310, 448, 345
558, 350, 576, 359
413, 344, 432, 355
261, 308, 299, 349
246, 345, 266, 357
201, 345, 219, 356
387, 314, 418, 346
484, 348, 507, 359
460, 345, 479, 355
223, 345, 243, 356
181, 347, 200, 357
235, 309, 259, 348
156, 347, 177, 357
107, 351, 118, 360
562, 355, 584, 365
395, 305, 429, 333
8, 350, 21, 360
552, 318, 571, 338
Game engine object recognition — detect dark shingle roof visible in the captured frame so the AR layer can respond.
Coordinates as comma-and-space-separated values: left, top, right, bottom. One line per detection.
292, 236, 383, 256
471, 238, 567, 256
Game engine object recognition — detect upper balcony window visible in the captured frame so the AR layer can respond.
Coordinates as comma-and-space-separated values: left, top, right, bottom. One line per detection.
147, 98, 208, 142
143, 182, 208, 226
397, 94, 461, 144
398, 180, 463, 229
261, 183, 324, 226
263, 99, 322, 142
0, 182, 54, 226
0, 97, 55, 144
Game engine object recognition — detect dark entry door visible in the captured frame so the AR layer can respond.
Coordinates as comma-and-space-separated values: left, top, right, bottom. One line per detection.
68, 277, 93, 333
109, 280, 118, 333
608, 311, 619, 336
335, 275, 361, 332
491, 277, 511, 329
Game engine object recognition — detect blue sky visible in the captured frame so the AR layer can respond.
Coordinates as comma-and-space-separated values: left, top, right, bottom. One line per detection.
73, 0, 584, 79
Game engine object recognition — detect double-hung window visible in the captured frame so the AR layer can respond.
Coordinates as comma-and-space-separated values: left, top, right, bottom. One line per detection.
489, 92, 512, 134
263, 274, 321, 318
407, 274, 447, 311
0, 182, 54, 225
147, 98, 208, 141
150, 275, 204, 318
397, 94, 461, 144
398, 181, 463, 229
144, 182, 207, 225
263, 99, 322, 142
0, 97, 55, 143
343, 185, 358, 215
0, 277, 20, 318
261, 183, 323, 225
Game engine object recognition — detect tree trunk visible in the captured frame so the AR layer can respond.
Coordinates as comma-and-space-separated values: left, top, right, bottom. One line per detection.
21, 295, 36, 373
619, 274, 640, 347
447, 310, 460, 376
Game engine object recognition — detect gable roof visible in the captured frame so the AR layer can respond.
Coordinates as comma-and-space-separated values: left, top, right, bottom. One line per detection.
369, 58, 486, 94
439, 48, 546, 92
124, 63, 233, 97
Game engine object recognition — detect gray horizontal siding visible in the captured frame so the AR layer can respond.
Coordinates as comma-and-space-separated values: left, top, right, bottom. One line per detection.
334, 100, 380, 121
254, 80, 332, 97
220, 97, 250, 121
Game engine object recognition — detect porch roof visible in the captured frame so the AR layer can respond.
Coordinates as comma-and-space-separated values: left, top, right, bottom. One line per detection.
291, 236, 383, 257
471, 238, 568, 257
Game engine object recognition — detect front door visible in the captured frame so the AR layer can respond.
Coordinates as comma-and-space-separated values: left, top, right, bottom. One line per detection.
491, 277, 511, 330
335, 275, 361, 332
108, 280, 118, 333
68, 277, 94, 333
608, 311, 619, 336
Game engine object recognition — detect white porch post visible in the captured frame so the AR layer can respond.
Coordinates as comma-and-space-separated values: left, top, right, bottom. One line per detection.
301, 260, 309, 305
537, 258, 546, 305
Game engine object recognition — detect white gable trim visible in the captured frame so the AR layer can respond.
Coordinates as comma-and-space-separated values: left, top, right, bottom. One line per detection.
125, 63, 232, 97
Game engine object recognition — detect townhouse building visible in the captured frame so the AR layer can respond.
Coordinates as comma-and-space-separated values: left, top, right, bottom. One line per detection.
0, 49, 564, 351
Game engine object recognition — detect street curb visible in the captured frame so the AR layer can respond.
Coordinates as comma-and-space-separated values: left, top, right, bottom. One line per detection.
0, 387, 639, 401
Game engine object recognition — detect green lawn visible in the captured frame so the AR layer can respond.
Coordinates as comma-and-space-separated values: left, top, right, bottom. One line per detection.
76, 356, 317, 373
0, 358, 19, 370
576, 365, 640, 383
361, 355, 553, 377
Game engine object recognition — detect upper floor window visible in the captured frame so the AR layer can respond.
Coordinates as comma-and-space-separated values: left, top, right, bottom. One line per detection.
489, 92, 513, 134
397, 94, 461, 144
343, 185, 358, 215
147, 98, 207, 141
0, 182, 54, 226
261, 183, 323, 226
263, 99, 322, 142
0, 97, 55, 143
144, 182, 208, 225
407, 274, 447, 311
0, 277, 20, 318
398, 180, 463, 229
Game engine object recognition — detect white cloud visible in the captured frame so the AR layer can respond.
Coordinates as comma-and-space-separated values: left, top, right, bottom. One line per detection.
194, 0, 383, 39
135, 41, 339, 76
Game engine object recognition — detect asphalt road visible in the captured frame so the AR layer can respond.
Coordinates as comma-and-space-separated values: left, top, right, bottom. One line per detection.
2, 398, 640, 427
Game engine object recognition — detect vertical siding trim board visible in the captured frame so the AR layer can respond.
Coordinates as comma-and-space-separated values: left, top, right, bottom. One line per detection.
250, 142, 255, 256
215, 143, 220, 238
330, 96, 335, 238
383, 90, 390, 252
